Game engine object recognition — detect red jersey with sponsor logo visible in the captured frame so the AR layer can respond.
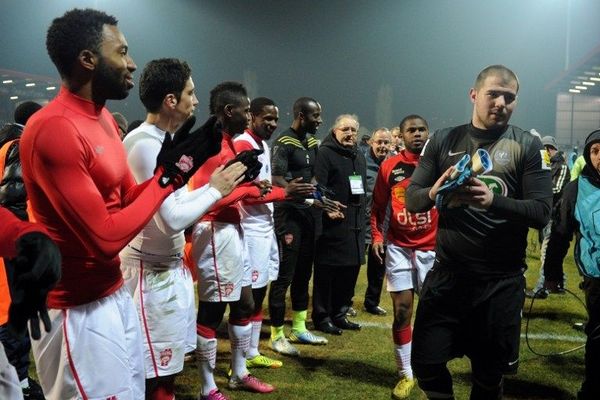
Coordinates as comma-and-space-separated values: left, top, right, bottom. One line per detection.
370, 150, 437, 250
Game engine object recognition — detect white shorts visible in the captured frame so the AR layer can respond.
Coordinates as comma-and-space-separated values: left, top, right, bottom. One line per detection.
192, 221, 250, 302
385, 244, 435, 293
243, 230, 279, 289
30, 286, 144, 400
121, 257, 196, 378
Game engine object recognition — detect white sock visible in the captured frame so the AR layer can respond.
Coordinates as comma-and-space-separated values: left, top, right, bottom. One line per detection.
394, 341, 413, 379
228, 323, 252, 379
247, 319, 262, 359
196, 335, 218, 395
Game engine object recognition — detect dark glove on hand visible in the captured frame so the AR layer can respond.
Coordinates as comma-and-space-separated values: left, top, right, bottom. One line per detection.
8, 232, 61, 340
224, 149, 263, 183
155, 115, 223, 188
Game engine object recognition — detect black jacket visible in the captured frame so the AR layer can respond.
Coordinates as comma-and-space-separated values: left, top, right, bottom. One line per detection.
314, 133, 367, 266
0, 123, 27, 221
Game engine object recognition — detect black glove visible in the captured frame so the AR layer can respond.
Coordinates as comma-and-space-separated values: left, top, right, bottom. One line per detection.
224, 149, 263, 183
155, 115, 223, 188
8, 232, 61, 340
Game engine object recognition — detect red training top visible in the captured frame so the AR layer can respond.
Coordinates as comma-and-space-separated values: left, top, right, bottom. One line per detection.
20, 87, 173, 308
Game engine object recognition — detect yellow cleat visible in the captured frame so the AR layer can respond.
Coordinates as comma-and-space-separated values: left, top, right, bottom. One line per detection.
246, 354, 283, 369
392, 377, 415, 399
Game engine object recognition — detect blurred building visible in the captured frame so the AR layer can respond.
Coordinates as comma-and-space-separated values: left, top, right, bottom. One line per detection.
547, 44, 600, 151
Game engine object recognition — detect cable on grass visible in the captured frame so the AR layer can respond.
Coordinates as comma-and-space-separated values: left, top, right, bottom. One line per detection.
524, 287, 598, 357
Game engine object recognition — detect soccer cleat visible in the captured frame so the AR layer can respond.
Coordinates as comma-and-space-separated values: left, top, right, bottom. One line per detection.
199, 388, 230, 400
392, 377, 415, 400
246, 354, 283, 369
270, 336, 300, 356
228, 374, 275, 393
22, 379, 45, 400
289, 329, 328, 345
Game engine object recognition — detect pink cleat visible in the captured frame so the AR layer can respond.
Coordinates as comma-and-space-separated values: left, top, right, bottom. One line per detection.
199, 388, 230, 400
228, 374, 275, 393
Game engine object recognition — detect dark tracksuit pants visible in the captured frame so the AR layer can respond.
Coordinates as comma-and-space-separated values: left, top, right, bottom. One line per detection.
268, 207, 316, 327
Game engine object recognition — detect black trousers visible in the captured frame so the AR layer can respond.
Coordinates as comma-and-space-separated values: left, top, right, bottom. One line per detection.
312, 263, 361, 324
364, 244, 385, 309
268, 208, 316, 327
580, 277, 600, 399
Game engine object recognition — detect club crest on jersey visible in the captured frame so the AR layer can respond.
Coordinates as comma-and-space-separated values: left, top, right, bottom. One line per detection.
493, 150, 510, 166
540, 150, 551, 170
176, 155, 194, 173
160, 348, 173, 367
393, 186, 406, 202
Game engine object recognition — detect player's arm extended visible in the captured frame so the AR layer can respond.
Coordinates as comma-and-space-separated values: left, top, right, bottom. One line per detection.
27, 117, 173, 259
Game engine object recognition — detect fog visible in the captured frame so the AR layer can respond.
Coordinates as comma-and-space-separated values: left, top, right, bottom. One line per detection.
1, 0, 599, 136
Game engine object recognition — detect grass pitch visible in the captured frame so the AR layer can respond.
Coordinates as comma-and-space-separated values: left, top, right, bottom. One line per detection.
171, 232, 586, 400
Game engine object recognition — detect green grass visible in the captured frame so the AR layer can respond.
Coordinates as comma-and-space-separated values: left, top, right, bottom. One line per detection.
31, 230, 588, 399
169, 231, 587, 399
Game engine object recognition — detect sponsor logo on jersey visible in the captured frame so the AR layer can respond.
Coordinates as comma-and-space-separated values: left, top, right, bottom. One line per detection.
160, 348, 173, 367
541, 150, 551, 170
95, 145, 104, 154
395, 208, 433, 227
447, 150, 465, 157
493, 150, 510, 166
478, 175, 508, 196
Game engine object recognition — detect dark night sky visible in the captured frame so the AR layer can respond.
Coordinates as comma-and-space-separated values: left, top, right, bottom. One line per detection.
1, 0, 599, 137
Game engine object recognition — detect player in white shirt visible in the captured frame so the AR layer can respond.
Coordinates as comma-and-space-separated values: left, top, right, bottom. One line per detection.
120, 58, 245, 400
233, 98, 285, 369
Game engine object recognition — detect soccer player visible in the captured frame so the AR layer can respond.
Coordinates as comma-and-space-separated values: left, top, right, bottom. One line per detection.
405, 65, 552, 399
191, 83, 278, 399
234, 96, 315, 368
120, 58, 246, 399
371, 115, 437, 399
20, 9, 217, 399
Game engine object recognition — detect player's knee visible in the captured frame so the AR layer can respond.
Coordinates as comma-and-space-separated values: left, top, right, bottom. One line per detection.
413, 362, 454, 399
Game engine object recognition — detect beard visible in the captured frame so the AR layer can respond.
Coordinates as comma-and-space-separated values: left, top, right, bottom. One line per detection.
93, 58, 130, 101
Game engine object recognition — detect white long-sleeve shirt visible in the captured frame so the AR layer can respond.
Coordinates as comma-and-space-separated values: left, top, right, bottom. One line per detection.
120, 122, 222, 264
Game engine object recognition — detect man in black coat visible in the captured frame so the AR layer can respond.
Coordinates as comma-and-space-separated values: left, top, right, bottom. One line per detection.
313, 114, 367, 334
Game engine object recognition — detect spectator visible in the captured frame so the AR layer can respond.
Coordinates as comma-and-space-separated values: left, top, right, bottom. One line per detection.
544, 129, 600, 400
363, 127, 392, 316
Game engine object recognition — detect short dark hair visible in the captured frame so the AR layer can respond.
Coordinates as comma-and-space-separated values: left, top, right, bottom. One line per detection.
139, 58, 192, 113
14, 101, 42, 125
250, 97, 276, 116
46, 8, 118, 78
399, 114, 428, 132
292, 97, 318, 119
474, 65, 519, 92
209, 81, 247, 115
